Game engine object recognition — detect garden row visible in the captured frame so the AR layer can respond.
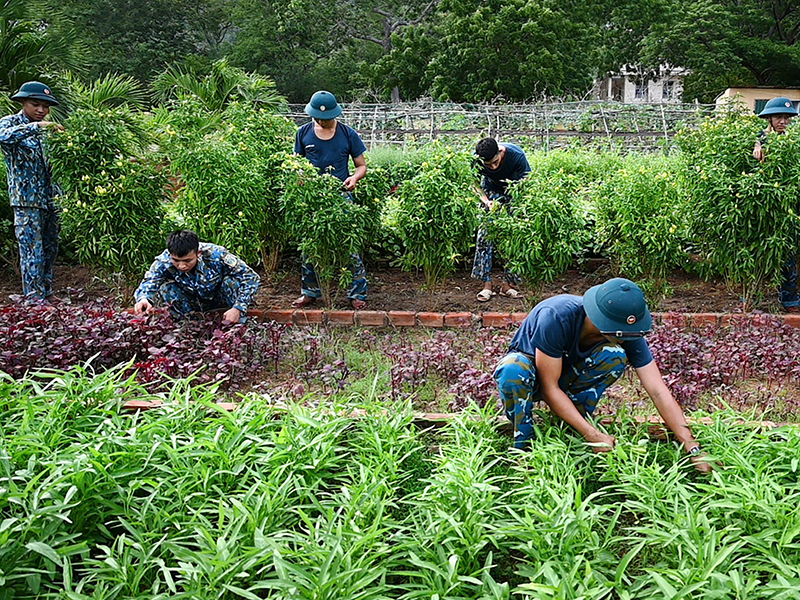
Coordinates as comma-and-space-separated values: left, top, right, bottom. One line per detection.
2, 368, 800, 599
2, 102, 798, 304
2, 300, 799, 414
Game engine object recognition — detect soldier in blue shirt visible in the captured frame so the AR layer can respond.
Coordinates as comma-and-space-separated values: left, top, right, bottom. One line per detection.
494, 278, 711, 472
752, 97, 799, 312
292, 90, 369, 310
0, 81, 64, 300
134, 230, 260, 323
473, 138, 530, 302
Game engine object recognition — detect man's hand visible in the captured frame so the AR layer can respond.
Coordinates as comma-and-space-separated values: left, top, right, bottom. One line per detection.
38, 121, 65, 132
585, 430, 616, 453
343, 175, 358, 190
223, 307, 242, 324
688, 449, 714, 473
753, 141, 764, 162
134, 298, 153, 315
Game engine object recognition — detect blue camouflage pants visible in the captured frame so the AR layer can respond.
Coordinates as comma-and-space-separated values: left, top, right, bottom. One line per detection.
301, 254, 368, 301
299, 191, 368, 301
471, 193, 520, 286
157, 277, 243, 318
493, 344, 627, 448
13, 205, 60, 299
780, 250, 798, 308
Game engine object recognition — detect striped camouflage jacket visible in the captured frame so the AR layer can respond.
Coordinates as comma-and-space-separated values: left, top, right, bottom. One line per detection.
0, 111, 58, 208
135, 243, 260, 312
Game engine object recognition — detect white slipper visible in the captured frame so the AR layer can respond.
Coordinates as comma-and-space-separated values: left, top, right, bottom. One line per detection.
499, 288, 523, 299
477, 289, 496, 302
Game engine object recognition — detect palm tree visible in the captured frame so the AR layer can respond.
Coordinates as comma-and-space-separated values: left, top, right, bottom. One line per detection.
0, 0, 85, 113
58, 72, 148, 111
152, 58, 286, 112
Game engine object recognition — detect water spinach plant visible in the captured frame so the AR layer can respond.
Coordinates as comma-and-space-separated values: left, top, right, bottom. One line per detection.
1, 369, 799, 599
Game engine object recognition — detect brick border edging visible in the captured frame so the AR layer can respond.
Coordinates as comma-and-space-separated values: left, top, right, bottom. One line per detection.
247, 309, 800, 329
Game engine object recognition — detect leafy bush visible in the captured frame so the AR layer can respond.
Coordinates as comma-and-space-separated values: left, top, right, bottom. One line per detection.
0, 160, 16, 272
591, 153, 686, 300
47, 107, 172, 276
676, 114, 800, 305
0, 300, 286, 389
486, 175, 587, 284
385, 143, 478, 287
168, 102, 295, 272
281, 156, 378, 304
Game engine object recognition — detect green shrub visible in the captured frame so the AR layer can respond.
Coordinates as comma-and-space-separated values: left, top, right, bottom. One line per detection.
168, 102, 295, 272
676, 114, 800, 305
281, 156, 378, 304
385, 144, 478, 287
591, 154, 686, 301
0, 160, 16, 273
487, 175, 587, 285
48, 107, 171, 277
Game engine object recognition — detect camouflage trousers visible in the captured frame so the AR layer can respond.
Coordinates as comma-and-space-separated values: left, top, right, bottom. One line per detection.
471, 193, 520, 285
493, 344, 627, 449
300, 254, 368, 301
299, 191, 368, 301
157, 277, 243, 319
13, 205, 60, 299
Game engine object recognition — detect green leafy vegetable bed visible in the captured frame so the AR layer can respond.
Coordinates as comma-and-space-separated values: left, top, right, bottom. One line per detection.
2, 367, 799, 599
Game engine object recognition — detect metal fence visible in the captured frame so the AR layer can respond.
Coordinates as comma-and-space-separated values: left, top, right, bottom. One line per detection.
285, 100, 717, 151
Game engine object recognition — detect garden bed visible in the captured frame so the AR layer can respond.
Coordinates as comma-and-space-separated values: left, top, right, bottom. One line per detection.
0, 259, 775, 314
3, 368, 800, 599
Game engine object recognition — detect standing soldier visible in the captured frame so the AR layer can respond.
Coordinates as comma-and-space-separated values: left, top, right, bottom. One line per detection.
292, 90, 369, 310
472, 137, 530, 302
752, 97, 799, 312
0, 81, 64, 300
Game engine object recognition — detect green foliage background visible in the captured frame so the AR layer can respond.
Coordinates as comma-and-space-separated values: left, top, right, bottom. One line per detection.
167, 101, 295, 271
48, 107, 172, 276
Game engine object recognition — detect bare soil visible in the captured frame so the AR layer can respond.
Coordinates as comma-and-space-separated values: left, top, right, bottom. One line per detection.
0, 258, 779, 314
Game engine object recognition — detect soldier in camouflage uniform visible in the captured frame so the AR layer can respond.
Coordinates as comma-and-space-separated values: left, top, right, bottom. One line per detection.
0, 81, 64, 300
472, 137, 530, 302
134, 230, 260, 323
494, 278, 711, 472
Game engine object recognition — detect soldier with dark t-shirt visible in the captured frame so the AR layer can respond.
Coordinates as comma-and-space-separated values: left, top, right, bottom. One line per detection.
494, 278, 712, 472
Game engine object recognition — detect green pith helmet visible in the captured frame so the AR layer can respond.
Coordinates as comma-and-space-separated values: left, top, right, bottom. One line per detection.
10, 81, 59, 106
304, 90, 342, 119
583, 278, 653, 337
758, 97, 797, 118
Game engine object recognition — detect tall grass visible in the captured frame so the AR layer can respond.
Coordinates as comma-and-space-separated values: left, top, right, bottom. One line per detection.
2, 367, 800, 598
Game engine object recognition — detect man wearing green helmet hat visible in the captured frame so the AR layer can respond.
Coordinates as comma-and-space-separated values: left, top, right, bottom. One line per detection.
0, 81, 64, 300
752, 96, 799, 312
292, 90, 370, 310
494, 278, 711, 472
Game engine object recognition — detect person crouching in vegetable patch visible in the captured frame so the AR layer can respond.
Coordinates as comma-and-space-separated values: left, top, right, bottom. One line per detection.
134, 230, 260, 324
752, 97, 799, 313
472, 137, 530, 303
494, 278, 712, 472
0, 81, 64, 301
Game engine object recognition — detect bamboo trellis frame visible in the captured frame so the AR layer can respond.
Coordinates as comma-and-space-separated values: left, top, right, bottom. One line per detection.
285, 100, 717, 150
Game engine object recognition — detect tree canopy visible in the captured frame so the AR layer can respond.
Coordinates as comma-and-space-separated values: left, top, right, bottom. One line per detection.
2, 0, 799, 104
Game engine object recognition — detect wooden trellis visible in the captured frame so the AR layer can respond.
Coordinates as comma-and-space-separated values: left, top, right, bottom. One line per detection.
285, 100, 717, 151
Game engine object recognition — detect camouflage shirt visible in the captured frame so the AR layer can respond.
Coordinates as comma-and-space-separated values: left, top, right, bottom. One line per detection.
0, 111, 58, 208
135, 243, 260, 311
